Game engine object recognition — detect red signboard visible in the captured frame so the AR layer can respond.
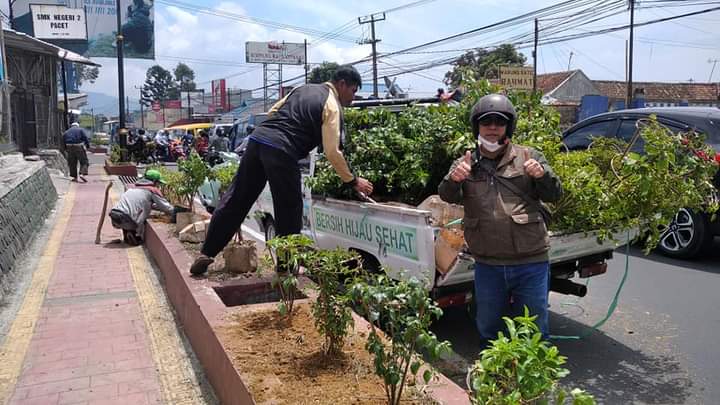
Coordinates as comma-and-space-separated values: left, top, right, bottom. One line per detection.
164, 100, 182, 109
212, 79, 227, 111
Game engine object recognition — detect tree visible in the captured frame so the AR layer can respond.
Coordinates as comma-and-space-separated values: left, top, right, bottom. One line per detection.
309, 62, 340, 84
174, 62, 197, 92
141, 65, 179, 106
76, 64, 99, 87
444, 44, 527, 87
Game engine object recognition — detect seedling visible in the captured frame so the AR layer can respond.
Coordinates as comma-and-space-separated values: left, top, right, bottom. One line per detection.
265, 234, 315, 318
467, 307, 596, 405
307, 248, 360, 356
350, 274, 451, 405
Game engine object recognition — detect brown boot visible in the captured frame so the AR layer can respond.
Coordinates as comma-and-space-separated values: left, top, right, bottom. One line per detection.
190, 255, 214, 275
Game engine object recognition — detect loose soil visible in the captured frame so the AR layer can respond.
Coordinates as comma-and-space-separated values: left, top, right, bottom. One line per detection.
218, 304, 437, 405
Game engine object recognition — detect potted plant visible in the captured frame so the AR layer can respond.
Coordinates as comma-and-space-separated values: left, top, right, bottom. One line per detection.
173, 152, 211, 232
104, 144, 138, 176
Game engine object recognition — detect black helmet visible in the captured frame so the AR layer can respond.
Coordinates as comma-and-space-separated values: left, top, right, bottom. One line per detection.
470, 94, 517, 139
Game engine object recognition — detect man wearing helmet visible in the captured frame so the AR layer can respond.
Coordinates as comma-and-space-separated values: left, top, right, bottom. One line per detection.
438, 93, 562, 345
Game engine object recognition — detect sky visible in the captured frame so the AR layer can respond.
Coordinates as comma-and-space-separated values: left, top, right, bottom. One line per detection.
5, 0, 720, 103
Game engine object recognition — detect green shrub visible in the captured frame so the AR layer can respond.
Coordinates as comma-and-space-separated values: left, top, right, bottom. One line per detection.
467, 308, 596, 405
350, 274, 451, 405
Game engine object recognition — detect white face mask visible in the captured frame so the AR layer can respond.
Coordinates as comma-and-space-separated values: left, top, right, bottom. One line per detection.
478, 136, 503, 152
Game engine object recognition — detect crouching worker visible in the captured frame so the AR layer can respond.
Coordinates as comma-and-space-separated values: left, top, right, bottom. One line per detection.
109, 169, 174, 245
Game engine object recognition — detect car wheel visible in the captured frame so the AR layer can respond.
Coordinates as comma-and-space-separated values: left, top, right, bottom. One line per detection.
264, 218, 276, 242
657, 208, 712, 259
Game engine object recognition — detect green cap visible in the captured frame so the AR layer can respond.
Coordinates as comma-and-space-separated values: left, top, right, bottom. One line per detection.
144, 169, 166, 184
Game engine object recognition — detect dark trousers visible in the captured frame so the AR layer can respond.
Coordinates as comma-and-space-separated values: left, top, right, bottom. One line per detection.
201, 140, 302, 257
66, 144, 89, 178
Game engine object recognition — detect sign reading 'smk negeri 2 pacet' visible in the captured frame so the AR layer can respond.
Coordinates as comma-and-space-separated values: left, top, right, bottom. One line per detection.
313, 207, 418, 260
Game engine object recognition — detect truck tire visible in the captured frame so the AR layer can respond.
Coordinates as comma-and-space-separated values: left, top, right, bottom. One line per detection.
264, 218, 276, 242
657, 208, 712, 259
349, 249, 381, 274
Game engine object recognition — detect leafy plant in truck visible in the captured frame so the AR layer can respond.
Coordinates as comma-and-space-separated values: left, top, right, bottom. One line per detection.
309, 76, 718, 250
467, 307, 596, 405
306, 248, 360, 356
349, 274, 451, 405
264, 234, 315, 318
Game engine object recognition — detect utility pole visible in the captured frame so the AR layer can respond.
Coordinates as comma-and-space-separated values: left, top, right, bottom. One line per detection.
304, 39, 308, 84
8, 0, 15, 29
626, 0, 635, 109
186, 91, 191, 119
60, 61, 70, 130
91, 108, 95, 132
134, 85, 144, 128
709, 59, 719, 82
359, 12, 385, 98
533, 18, 538, 93
115, 0, 126, 147
567, 51, 574, 71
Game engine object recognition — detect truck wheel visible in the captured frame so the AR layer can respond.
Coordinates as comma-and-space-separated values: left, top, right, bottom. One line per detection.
657, 208, 712, 259
264, 218, 276, 242
351, 249, 381, 274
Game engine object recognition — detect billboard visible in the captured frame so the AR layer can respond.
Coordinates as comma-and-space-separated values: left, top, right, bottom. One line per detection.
12, 0, 154, 59
30, 5, 87, 40
212, 79, 227, 111
245, 41, 305, 65
499, 66, 534, 90
180, 91, 206, 108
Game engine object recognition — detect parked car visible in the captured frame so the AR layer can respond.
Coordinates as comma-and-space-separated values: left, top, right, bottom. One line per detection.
562, 107, 720, 258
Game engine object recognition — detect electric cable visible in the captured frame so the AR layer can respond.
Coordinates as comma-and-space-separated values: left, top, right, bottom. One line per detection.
550, 230, 633, 340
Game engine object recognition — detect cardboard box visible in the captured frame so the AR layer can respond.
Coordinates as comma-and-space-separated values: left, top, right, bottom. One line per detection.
418, 195, 464, 227
435, 228, 465, 274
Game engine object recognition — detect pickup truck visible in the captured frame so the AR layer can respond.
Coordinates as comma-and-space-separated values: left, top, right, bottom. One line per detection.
244, 153, 633, 308
198, 101, 632, 307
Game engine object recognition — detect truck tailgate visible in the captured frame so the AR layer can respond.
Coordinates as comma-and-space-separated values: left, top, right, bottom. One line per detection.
435, 229, 638, 288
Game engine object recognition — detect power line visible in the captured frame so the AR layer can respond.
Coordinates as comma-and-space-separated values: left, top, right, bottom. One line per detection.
381, 0, 439, 14
155, 0, 359, 43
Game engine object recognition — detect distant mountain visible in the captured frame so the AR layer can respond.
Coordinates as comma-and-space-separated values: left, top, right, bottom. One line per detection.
85, 92, 141, 116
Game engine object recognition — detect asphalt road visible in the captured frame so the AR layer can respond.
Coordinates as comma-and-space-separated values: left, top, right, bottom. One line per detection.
431, 239, 720, 404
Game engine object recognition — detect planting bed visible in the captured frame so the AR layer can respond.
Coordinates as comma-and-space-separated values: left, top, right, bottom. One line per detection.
104, 159, 138, 176
144, 218, 469, 405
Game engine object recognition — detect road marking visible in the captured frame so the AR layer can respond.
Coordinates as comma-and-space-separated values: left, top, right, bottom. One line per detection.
111, 189, 205, 404
0, 184, 76, 404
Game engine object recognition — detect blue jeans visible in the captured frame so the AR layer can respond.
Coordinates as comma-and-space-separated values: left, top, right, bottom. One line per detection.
473, 261, 549, 342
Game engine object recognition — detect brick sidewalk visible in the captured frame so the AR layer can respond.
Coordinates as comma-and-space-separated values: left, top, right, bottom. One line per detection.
7, 167, 163, 405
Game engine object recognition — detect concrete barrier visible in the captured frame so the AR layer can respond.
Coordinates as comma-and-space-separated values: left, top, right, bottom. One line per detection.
0, 154, 58, 286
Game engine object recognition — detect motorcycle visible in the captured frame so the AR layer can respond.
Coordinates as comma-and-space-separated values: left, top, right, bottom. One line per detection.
169, 138, 186, 161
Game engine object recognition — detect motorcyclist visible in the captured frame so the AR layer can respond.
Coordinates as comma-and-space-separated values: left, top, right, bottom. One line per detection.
209, 128, 229, 152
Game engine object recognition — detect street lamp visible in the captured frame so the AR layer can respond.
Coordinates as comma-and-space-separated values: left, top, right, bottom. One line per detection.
116, 0, 127, 150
